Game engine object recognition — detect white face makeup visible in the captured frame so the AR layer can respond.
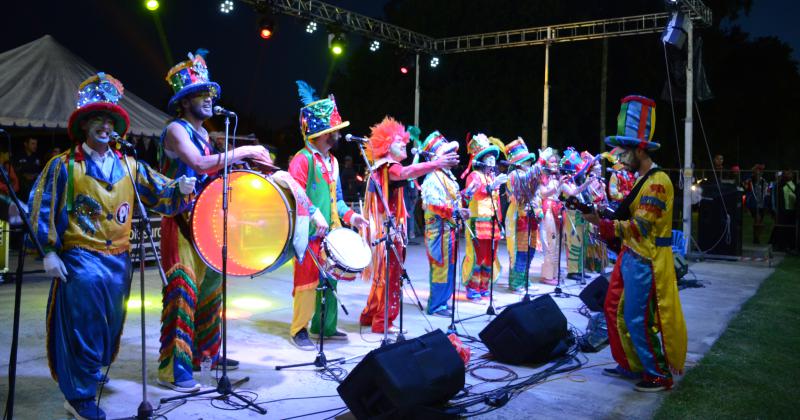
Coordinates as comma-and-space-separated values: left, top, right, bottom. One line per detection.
482, 155, 496, 167
84, 116, 115, 144
547, 157, 559, 173
389, 138, 407, 161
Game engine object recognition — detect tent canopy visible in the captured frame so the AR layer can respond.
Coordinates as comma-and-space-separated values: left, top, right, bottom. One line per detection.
0, 35, 170, 138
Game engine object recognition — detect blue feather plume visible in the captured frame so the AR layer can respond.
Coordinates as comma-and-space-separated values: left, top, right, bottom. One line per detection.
296, 80, 319, 105
195, 48, 209, 58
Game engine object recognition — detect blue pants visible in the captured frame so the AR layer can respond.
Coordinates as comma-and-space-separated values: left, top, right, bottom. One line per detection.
47, 248, 130, 400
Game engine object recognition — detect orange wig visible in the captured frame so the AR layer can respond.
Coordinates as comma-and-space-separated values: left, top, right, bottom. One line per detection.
366, 116, 409, 161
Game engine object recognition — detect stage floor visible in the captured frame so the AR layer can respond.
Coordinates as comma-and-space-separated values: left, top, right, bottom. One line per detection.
0, 242, 776, 419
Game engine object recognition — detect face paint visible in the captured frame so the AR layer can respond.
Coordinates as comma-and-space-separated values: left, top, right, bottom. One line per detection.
482, 155, 496, 167
389, 139, 407, 161
85, 116, 114, 144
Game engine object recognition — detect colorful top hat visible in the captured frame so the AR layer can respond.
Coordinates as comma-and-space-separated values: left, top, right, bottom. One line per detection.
504, 137, 535, 166
165, 50, 221, 112
559, 147, 584, 173
297, 80, 349, 141
574, 151, 600, 177
605, 95, 660, 151
467, 133, 500, 165
67, 72, 130, 141
421, 130, 459, 159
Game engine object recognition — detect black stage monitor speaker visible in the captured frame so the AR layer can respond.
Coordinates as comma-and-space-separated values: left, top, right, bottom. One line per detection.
698, 181, 742, 256
479, 295, 568, 365
579, 275, 609, 312
337, 329, 465, 419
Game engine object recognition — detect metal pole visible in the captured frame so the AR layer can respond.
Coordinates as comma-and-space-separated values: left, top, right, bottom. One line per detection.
541, 28, 551, 148
682, 21, 694, 256
414, 53, 421, 127
599, 38, 608, 158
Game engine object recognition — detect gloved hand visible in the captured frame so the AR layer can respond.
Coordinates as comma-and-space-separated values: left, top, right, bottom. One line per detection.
43, 251, 68, 281
177, 176, 197, 195
490, 174, 509, 191
311, 208, 329, 236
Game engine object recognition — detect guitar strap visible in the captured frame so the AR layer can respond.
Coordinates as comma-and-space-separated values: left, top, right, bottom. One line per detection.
612, 167, 663, 221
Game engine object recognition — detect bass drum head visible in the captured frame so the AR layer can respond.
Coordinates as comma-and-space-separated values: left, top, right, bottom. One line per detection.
191, 171, 294, 277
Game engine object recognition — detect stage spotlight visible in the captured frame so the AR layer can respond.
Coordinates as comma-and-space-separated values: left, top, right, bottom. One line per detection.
145, 0, 159, 11
219, 0, 234, 14
399, 54, 415, 75
369, 40, 381, 52
400, 66, 409, 74
306, 21, 317, 33
329, 33, 346, 56
259, 15, 275, 39
430, 57, 440, 68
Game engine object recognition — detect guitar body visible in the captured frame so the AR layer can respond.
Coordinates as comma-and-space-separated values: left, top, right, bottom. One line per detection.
564, 196, 622, 254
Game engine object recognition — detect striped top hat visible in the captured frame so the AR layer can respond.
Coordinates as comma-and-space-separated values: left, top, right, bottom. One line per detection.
559, 147, 583, 173
504, 137, 535, 165
165, 50, 221, 112
605, 95, 660, 151
420, 130, 459, 160
67, 72, 129, 141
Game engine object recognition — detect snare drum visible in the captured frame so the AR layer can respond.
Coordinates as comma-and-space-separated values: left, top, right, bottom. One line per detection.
191, 170, 295, 276
321, 227, 372, 281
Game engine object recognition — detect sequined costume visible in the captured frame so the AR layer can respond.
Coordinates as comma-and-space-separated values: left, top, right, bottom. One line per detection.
461, 170, 502, 295
31, 147, 189, 402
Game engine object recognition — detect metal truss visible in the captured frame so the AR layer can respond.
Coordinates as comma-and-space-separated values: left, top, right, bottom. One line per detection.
242, 0, 710, 54
244, 0, 434, 51
431, 13, 672, 54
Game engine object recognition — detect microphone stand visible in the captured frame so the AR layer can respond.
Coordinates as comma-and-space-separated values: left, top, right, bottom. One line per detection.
159, 115, 266, 414
355, 142, 424, 347
119, 146, 172, 420
522, 206, 535, 302
1, 147, 46, 420
275, 248, 347, 377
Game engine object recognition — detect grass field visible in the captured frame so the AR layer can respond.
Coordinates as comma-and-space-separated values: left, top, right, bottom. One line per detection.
654, 256, 800, 419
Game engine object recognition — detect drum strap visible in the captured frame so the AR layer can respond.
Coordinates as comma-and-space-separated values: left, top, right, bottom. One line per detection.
173, 212, 193, 242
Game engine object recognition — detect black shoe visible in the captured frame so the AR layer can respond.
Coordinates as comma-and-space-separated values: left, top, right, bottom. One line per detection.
64, 398, 106, 420
310, 329, 349, 341
291, 328, 316, 351
566, 273, 583, 281
602, 366, 639, 380
634, 378, 672, 392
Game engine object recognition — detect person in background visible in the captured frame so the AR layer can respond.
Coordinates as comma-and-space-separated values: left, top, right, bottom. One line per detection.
744, 164, 768, 244
14, 137, 41, 199
0, 145, 19, 199
771, 170, 797, 252
48, 147, 63, 162
339, 155, 357, 202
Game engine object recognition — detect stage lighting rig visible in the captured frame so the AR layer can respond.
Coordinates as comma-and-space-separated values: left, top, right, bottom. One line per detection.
145, 0, 159, 11
259, 15, 275, 39
329, 33, 346, 56
306, 21, 318, 34
429, 56, 440, 68
220, 0, 234, 14
369, 40, 381, 52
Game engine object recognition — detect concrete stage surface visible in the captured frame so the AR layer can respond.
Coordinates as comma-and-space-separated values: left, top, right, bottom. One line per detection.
0, 241, 775, 419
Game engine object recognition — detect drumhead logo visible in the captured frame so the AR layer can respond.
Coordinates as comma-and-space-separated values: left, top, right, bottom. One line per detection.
116, 202, 131, 224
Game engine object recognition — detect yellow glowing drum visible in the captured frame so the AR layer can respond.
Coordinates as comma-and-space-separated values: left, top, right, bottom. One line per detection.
191, 170, 294, 276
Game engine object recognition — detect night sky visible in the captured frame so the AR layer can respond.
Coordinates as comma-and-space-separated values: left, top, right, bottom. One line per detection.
3, 0, 797, 137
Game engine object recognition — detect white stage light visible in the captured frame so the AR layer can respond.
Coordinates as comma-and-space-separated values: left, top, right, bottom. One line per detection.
430, 57, 440, 68
220, 0, 234, 14
306, 21, 317, 34
369, 40, 381, 52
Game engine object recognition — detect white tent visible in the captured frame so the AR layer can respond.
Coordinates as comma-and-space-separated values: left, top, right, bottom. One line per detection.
0, 35, 170, 137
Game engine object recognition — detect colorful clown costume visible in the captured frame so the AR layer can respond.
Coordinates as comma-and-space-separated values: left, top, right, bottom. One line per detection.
31, 146, 190, 402
503, 139, 538, 291
599, 169, 687, 387
421, 169, 461, 314
289, 146, 356, 338
534, 173, 562, 283
461, 170, 503, 297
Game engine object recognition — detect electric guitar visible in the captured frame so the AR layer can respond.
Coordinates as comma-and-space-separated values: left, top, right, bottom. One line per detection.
563, 196, 622, 253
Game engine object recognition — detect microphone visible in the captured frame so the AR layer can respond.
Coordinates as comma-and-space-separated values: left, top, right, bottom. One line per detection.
111, 132, 135, 150
344, 134, 369, 143
213, 105, 236, 116
410, 147, 435, 159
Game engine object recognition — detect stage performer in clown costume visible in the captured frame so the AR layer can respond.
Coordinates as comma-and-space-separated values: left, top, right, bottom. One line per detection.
460, 134, 507, 301
532, 147, 561, 285
584, 95, 687, 392
559, 148, 590, 282
574, 152, 609, 273
29, 73, 195, 420
288, 81, 368, 350
360, 117, 458, 333
419, 131, 466, 317
503, 138, 539, 293
157, 51, 274, 392
606, 147, 636, 212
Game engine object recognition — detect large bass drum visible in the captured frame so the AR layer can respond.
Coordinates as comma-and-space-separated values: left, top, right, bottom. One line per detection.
191, 170, 295, 277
